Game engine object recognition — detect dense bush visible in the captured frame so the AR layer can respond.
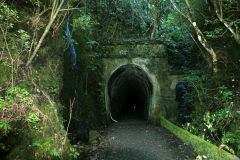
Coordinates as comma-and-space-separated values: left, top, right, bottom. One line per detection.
182, 71, 240, 157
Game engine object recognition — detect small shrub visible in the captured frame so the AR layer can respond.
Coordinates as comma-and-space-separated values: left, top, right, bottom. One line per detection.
0, 120, 11, 135
50, 150, 60, 158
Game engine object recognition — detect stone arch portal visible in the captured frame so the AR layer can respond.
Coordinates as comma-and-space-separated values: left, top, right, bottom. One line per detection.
102, 43, 182, 122
107, 64, 153, 121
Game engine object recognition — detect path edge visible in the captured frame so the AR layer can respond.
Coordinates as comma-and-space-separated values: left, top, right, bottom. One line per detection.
157, 116, 240, 160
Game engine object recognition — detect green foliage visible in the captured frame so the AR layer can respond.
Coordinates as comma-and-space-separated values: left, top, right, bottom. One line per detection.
222, 130, 240, 156
6, 87, 31, 105
119, 50, 128, 56
0, 2, 19, 29
195, 155, 207, 160
32, 142, 42, 147
204, 28, 224, 38
0, 3, 32, 89
27, 113, 41, 130
86, 41, 99, 49
50, 150, 61, 158
72, 11, 98, 32
27, 113, 40, 123
0, 2, 33, 89
182, 71, 240, 157
0, 120, 11, 135
0, 1, 79, 160
32, 62, 62, 94
1, 0, 239, 159
28, 0, 42, 7
68, 147, 80, 160
17, 29, 31, 50
0, 96, 6, 110
1, 62, 8, 67
0, 142, 8, 151
7, 28, 31, 61
6, 87, 30, 96
0, 87, 33, 135
162, 11, 196, 69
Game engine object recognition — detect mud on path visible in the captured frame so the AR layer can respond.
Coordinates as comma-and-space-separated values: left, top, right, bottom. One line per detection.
97, 119, 196, 160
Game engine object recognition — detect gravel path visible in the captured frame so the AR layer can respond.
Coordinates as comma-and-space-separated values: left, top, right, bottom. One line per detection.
98, 119, 196, 160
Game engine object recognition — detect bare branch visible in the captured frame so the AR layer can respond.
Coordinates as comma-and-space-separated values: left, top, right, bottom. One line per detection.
59, 8, 80, 11
26, 0, 65, 67
62, 98, 75, 152
169, 0, 191, 22
211, 0, 240, 44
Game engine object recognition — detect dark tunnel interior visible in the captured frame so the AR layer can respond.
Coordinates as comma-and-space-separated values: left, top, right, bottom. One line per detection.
107, 64, 153, 121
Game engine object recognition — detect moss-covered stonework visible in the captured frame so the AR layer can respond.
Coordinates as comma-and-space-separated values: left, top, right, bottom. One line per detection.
101, 44, 166, 58
100, 43, 182, 121
157, 116, 240, 160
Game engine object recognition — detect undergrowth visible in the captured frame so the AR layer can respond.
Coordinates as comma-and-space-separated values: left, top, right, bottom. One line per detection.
0, 1, 79, 159
181, 71, 240, 157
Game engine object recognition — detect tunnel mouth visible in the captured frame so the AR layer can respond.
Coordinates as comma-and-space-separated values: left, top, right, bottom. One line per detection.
107, 64, 153, 121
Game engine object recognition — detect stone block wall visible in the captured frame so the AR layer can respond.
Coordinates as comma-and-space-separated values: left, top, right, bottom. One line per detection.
100, 43, 182, 121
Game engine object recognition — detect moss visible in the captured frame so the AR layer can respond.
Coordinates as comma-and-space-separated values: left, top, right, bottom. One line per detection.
0, 2, 78, 159
7, 101, 73, 159
2, 100, 67, 159
100, 44, 167, 58
157, 116, 240, 160
1, 34, 72, 160
5, 125, 35, 160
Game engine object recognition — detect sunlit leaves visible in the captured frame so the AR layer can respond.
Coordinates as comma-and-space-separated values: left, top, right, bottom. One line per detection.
0, 120, 11, 135
0, 2, 19, 29
72, 12, 98, 32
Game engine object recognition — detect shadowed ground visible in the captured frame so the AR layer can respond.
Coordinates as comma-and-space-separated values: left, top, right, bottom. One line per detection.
98, 119, 196, 160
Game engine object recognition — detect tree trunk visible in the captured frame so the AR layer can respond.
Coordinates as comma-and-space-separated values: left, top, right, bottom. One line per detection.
211, 0, 240, 45
170, 0, 218, 73
26, 0, 65, 67
193, 23, 218, 73
151, 0, 158, 39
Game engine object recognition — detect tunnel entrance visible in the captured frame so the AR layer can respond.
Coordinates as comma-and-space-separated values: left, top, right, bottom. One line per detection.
107, 64, 153, 121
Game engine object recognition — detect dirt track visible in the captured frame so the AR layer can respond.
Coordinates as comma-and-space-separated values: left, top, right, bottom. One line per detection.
97, 119, 196, 160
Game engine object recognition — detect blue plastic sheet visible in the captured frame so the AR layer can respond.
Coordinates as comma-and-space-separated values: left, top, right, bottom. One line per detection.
66, 20, 77, 69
